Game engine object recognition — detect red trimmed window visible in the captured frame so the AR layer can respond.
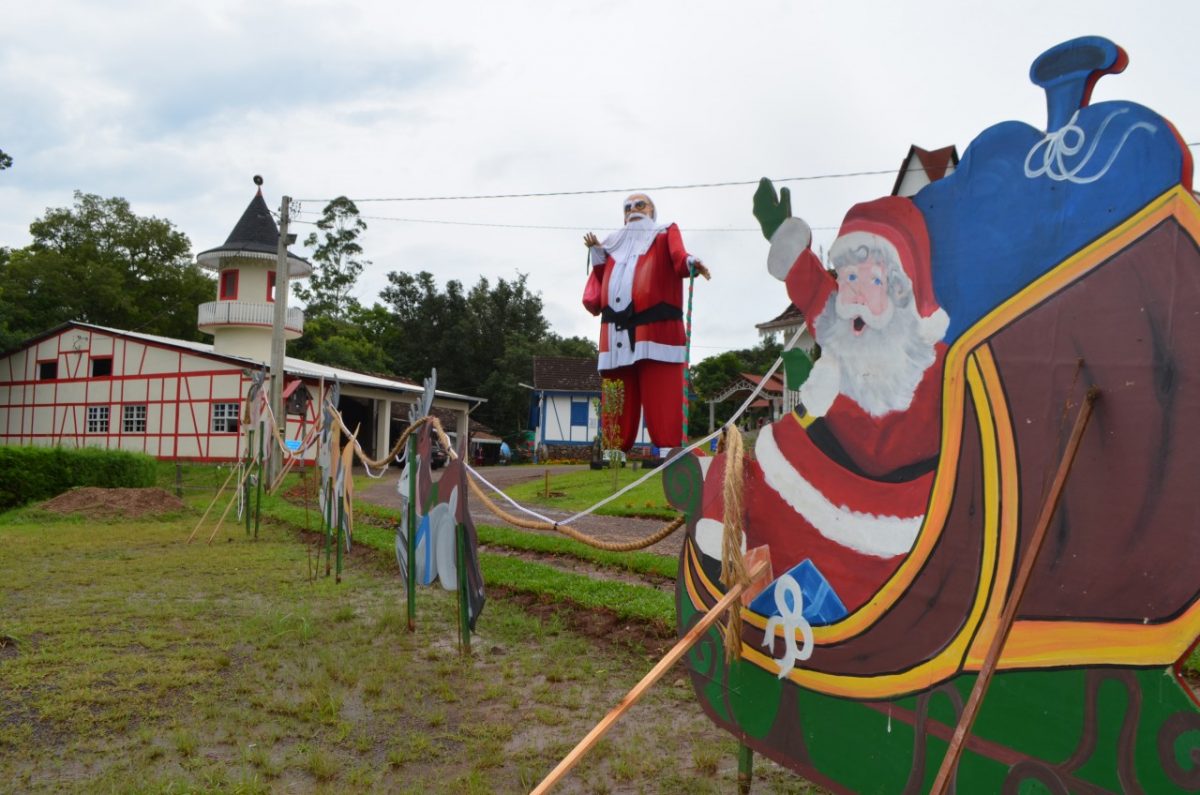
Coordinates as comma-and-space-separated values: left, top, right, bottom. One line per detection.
219, 269, 239, 300
211, 402, 240, 433
122, 404, 147, 433
86, 406, 109, 433
91, 357, 113, 377
267, 270, 276, 302
38, 360, 58, 380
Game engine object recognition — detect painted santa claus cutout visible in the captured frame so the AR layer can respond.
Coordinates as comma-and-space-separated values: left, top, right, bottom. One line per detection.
695, 188, 949, 616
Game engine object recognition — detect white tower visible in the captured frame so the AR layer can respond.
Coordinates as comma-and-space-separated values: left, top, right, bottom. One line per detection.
196, 177, 312, 361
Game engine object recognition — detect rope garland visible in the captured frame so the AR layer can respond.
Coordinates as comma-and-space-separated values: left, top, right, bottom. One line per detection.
465, 471, 686, 552
248, 323, 803, 591
718, 425, 749, 661
259, 393, 459, 477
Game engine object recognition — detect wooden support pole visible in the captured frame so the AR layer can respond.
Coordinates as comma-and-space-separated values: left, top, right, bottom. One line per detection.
207, 464, 254, 545
187, 464, 238, 544
530, 559, 768, 795
335, 500, 344, 583
244, 429, 255, 535
406, 434, 418, 632
457, 521, 471, 656
324, 476, 333, 576
737, 743, 754, 795
253, 425, 264, 539
929, 387, 1099, 795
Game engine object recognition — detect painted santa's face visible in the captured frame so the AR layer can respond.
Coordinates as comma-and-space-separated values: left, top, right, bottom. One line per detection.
835, 259, 893, 335
623, 194, 654, 224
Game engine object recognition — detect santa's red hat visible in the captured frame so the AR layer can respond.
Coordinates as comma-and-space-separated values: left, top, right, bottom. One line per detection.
828, 197, 948, 344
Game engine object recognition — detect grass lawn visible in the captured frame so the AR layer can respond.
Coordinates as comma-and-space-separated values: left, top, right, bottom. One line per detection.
0, 501, 818, 793
503, 466, 678, 520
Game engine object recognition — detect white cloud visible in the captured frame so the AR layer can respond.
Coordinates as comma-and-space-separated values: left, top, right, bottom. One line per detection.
3, 0, 1199, 361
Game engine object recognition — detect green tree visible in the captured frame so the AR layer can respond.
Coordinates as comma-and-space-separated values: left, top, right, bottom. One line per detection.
290, 313, 391, 375
687, 339, 784, 436
0, 149, 12, 171
0, 192, 212, 348
293, 196, 368, 320
377, 269, 595, 435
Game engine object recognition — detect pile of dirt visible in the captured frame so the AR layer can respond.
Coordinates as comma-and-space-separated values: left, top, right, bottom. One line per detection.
40, 487, 187, 519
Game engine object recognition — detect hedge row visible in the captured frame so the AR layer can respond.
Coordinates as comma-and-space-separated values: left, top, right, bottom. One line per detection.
0, 446, 158, 510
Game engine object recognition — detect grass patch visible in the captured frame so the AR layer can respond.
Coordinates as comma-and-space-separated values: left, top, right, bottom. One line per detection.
504, 466, 678, 519
356, 500, 677, 580
332, 503, 674, 628
481, 555, 673, 627
0, 510, 810, 792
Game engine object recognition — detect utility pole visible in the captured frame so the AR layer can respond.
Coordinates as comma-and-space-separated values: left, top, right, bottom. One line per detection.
269, 194, 293, 483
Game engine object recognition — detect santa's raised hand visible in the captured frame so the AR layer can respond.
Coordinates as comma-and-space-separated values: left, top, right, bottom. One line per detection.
753, 178, 792, 241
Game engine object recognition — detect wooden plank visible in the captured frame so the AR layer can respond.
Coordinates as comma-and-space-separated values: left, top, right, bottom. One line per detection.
186, 464, 238, 544
930, 387, 1099, 795
530, 558, 768, 794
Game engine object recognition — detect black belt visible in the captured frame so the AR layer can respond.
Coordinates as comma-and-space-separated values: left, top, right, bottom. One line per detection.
600, 302, 682, 349
803, 413, 938, 483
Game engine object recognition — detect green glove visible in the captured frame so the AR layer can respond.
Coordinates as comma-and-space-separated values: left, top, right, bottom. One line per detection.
753, 177, 792, 242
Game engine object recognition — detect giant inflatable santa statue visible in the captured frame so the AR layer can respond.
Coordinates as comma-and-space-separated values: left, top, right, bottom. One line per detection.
582, 193, 709, 451
697, 187, 950, 615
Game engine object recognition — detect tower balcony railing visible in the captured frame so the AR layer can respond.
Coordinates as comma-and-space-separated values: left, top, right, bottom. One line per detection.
197, 301, 304, 335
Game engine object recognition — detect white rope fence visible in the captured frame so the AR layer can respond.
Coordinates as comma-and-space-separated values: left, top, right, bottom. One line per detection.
463, 325, 803, 525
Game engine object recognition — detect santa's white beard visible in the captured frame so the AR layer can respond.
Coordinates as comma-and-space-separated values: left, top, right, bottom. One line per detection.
602, 217, 666, 265
813, 297, 936, 417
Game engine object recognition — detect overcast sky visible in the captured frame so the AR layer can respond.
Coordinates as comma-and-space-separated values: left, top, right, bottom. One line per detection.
2, 0, 1198, 361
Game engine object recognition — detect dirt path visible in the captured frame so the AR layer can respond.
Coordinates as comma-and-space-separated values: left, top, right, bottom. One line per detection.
359, 464, 687, 559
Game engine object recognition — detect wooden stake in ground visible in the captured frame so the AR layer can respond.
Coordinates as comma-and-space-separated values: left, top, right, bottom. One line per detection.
929, 387, 1099, 795
406, 433, 418, 631
530, 559, 768, 795
207, 464, 255, 545
186, 464, 239, 544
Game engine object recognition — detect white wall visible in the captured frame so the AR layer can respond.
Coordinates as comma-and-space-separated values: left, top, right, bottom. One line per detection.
535, 391, 650, 447
0, 327, 319, 461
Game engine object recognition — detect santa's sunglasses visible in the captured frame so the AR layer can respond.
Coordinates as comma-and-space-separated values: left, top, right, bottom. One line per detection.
624, 199, 649, 212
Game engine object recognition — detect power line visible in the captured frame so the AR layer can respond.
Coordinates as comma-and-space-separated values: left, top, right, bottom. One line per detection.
294, 168, 899, 204
294, 141, 1200, 205
291, 139, 1200, 229
290, 209, 842, 233
289, 212, 769, 233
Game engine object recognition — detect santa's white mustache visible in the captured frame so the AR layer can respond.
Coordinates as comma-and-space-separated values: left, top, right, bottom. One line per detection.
835, 296, 895, 331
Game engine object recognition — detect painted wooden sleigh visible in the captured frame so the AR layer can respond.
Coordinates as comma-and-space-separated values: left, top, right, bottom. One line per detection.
667, 38, 1200, 794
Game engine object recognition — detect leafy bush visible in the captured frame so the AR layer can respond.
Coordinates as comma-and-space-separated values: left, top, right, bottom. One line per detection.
0, 446, 157, 509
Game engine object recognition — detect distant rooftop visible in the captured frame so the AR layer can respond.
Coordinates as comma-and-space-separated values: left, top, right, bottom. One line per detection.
532, 356, 601, 391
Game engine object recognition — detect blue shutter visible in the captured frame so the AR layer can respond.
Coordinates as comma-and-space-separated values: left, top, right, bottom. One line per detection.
570, 399, 589, 427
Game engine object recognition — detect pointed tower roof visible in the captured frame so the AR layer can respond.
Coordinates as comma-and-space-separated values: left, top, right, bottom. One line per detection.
197, 176, 311, 277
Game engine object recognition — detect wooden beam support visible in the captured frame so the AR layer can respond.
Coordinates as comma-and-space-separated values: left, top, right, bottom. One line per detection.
531, 559, 768, 794
930, 387, 1099, 795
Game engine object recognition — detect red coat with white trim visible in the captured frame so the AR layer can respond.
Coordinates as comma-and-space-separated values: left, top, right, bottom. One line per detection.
583, 223, 693, 371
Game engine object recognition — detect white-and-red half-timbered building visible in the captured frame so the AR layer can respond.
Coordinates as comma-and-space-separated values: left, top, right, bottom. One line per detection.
0, 182, 480, 462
